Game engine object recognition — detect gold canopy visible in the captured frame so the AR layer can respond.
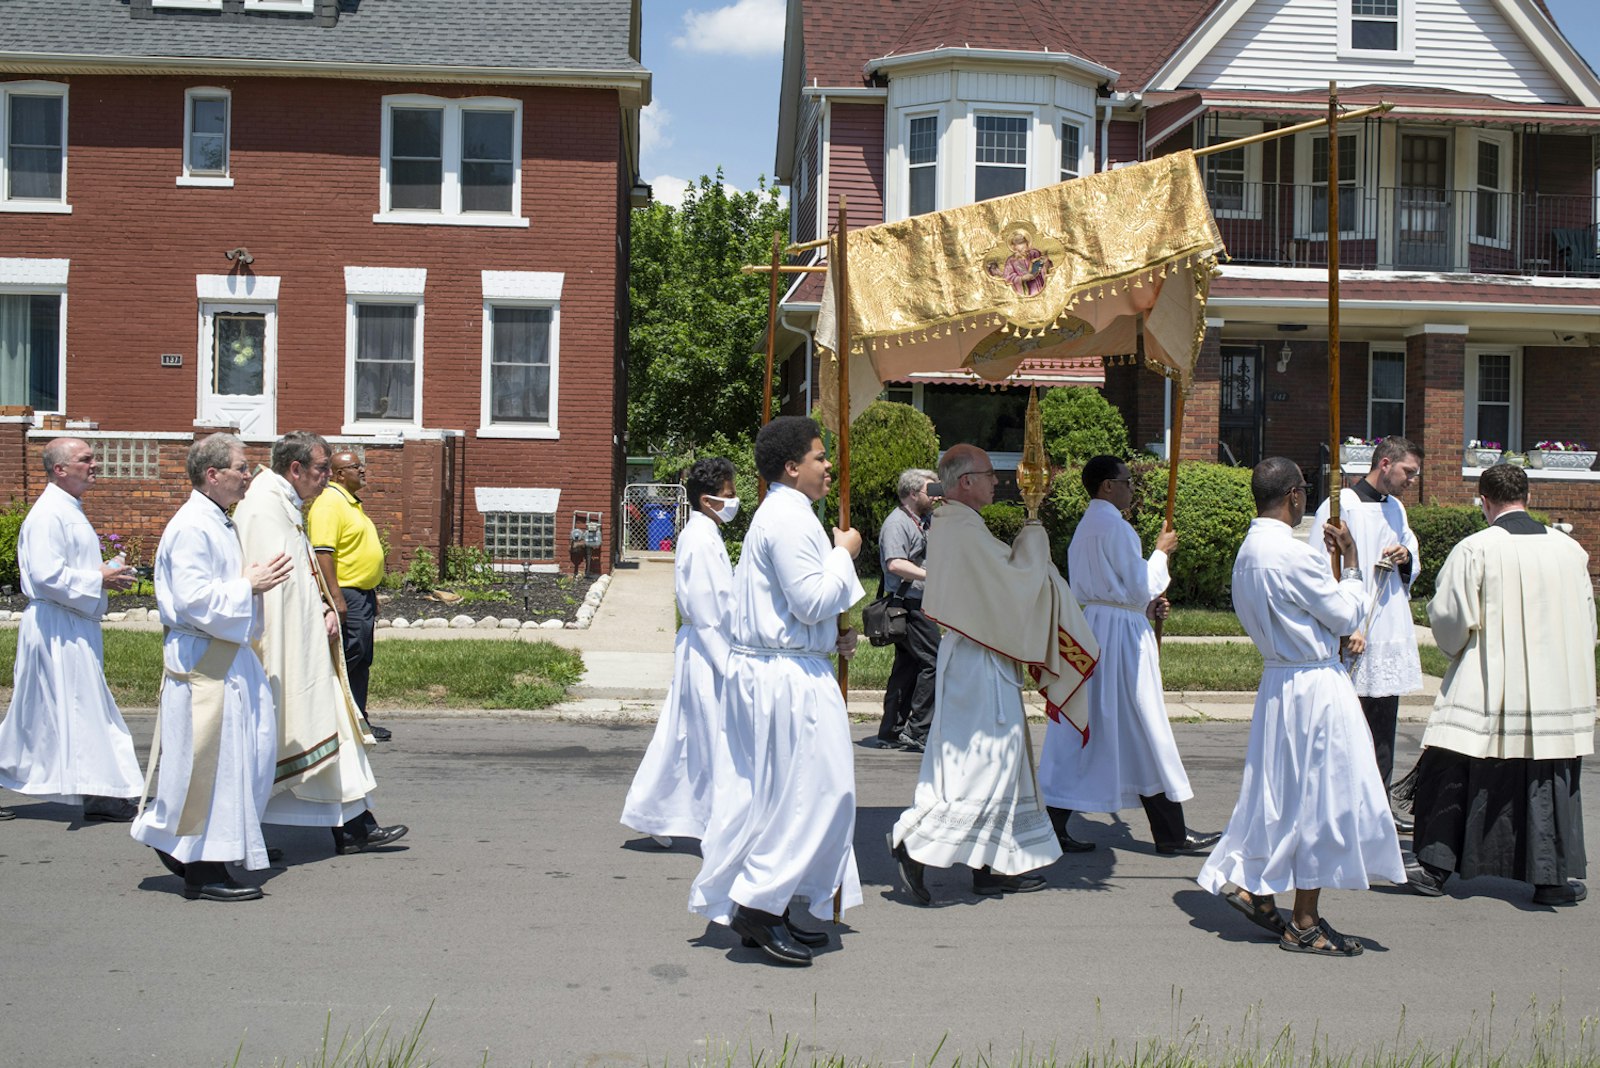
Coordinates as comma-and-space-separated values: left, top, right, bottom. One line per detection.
815, 150, 1225, 430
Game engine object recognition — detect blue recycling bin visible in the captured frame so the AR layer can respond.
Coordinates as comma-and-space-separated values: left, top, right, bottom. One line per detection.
643, 503, 675, 551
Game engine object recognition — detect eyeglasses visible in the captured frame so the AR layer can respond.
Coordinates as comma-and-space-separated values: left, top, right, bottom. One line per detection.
335, 463, 367, 472
1105, 477, 1132, 485
962, 468, 998, 480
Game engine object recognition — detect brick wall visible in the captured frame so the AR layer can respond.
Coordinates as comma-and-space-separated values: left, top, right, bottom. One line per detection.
0, 74, 627, 571
1178, 327, 1221, 461
1408, 331, 1468, 506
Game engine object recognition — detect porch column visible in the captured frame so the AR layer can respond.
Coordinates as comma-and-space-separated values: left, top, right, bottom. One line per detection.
1406, 324, 1468, 505
1179, 321, 1222, 462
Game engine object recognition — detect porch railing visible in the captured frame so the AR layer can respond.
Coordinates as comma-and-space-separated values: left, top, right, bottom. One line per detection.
1205, 182, 1600, 277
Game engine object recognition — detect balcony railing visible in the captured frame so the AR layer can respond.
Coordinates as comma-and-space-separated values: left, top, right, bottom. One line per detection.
1204, 182, 1600, 278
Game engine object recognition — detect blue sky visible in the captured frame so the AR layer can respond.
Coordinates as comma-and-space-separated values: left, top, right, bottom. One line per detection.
641, 0, 1600, 207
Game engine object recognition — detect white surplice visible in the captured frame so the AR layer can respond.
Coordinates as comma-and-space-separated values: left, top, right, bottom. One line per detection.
1198, 518, 1406, 895
0, 482, 141, 803
621, 512, 733, 839
689, 482, 865, 924
1306, 488, 1422, 697
892, 507, 1064, 875
1038, 499, 1192, 813
130, 492, 277, 868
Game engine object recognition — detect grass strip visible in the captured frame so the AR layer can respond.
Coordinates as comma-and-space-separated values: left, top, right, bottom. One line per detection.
0, 630, 582, 711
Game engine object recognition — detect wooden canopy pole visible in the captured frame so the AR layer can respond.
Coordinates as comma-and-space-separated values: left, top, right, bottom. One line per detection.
1326, 82, 1344, 569
1193, 102, 1391, 159
833, 195, 853, 698
1156, 387, 1185, 646
759, 230, 781, 501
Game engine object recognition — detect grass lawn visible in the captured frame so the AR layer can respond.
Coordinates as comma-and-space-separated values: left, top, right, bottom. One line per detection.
0, 630, 583, 710
1161, 607, 1247, 636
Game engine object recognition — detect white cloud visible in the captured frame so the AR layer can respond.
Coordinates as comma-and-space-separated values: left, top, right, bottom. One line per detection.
648, 174, 693, 207
673, 0, 785, 57
640, 103, 672, 158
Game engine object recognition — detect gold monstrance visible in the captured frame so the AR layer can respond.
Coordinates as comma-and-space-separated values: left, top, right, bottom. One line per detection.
1017, 387, 1051, 519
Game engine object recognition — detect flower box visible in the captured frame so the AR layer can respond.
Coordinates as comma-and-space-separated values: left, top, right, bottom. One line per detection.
1339, 444, 1375, 470
1528, 449, 1597, 471
1464, 447, 1502, 468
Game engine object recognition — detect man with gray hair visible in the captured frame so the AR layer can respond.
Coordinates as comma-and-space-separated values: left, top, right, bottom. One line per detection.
0, 437, 142, 823
232, 431, 408, 858
874, 467, 939, 752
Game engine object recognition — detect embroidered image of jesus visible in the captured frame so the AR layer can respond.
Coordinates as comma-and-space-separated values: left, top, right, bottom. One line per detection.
987, 229, 1052, 297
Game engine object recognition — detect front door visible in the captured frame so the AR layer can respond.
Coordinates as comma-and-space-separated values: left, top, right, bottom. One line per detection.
1397, 133, 1451, 269
198, 302, 276, 438
1218, 344, 1264, 468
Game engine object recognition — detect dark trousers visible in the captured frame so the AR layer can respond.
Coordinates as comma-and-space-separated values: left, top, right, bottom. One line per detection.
341, 586, 378, 716
878, 604, 939, 743
1360, 694, 1400, 789
1050, 795, 1187, 847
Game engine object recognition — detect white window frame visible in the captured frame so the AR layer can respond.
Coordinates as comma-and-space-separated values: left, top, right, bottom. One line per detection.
342, 267, 426, 434
904, 110, 940, 218
1469, 129, 1513, 251
971, 109, 1034, 203
0, 81, 70, 213
179, 87, 233, 187
152, 0, 222, 8
197, 293, 279, 441
244, 0, 315, 11
1200, 119, 1263, 220
1463, 346, 1522, 452
1339, 0, 1414, 59
1060, 121, 1084, 182
1367, 346, 1406, 439
478, 271, 563, 440
375, 94, 527, 227
0, 257, 68, 415
1295, 129, 1370, 239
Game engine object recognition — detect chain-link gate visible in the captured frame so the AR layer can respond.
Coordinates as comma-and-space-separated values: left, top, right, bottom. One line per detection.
620, 483, 689, 561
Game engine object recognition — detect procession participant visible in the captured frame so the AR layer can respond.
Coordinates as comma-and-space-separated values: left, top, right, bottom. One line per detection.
1198, 458, 1405, 957
0, 437, 143, 823
689, 416, 864, 967
1306, 436, 1424, 824
621, 456, 738, 845
130, 434, 292, 901
232, 431, 407, 856
1407, 464, 1594, 906
874, 468, 938, 752
1040, 456, 1217, 855
889, 444, 1098, 905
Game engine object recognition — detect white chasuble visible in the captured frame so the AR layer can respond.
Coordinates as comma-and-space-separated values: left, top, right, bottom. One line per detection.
621, 512, 733, 839
1198, 519, 1405, 896
131, 492, 277, 868
690, 483, 865, 925
1039, 498, 1192, 813
0, 482, 142, 801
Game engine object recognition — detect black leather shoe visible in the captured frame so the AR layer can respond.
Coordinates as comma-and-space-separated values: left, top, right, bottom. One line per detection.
1057, 832, 1096, 853
741, 909, 829, 949
154, 849, 186, 879
0, 805, 16, 820
972, 867, 1047, 895
1533, 880, 1587, 906
895, 732, 927, 754
891, 840, 931, 905
184, 880, 263, 902
1393, 813, 1415, 835
366, 823, 408, 848
1406, 860, 1447, 897
364, 720, 393, 742
730, 906, 812, 966
83, 796, 138, 822
1155, 830, 1222, 855
334, 822, 409, 854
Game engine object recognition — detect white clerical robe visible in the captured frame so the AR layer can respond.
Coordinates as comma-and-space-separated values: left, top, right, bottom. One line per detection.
1424, 523, 1596, 761
232, 469, 376, 827
130, 492, 277, 868
0, 482, 141, 802
621, 512, 733, 839
892, 507, 1070, 874
1198, 518, 1406, 895
689, 482, 865, 924
1039, 498, 1192, 813
1306, 488, 1422, 697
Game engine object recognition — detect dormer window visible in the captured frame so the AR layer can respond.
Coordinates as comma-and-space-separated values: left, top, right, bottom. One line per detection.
1342, 0, 1410, 57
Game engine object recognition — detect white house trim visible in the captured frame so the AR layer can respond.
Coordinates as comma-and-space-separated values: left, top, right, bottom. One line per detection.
196, 273, 279, 301
345, 266, 428, 297
0, 257, 68, 287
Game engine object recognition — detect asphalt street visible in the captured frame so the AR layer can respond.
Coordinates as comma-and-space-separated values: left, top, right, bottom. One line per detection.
4, 717, 1598, 1067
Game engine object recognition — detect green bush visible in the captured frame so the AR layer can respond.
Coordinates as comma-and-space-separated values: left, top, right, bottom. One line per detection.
653, 431, 758, 566
405, 547, 439, 592
1408, 504, 1485, 599
824, 400, 940, 577
1039, 386, 1130, 468
0, 499, 26, 588
444, 544, 498, 589
980, 502, 1027, 544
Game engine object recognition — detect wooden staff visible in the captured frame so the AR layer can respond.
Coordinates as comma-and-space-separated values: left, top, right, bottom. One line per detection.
1326, 81, 1345, 573
1156, 387, 1185, 646
831, 195, 852, 924
759, 230, 781, 501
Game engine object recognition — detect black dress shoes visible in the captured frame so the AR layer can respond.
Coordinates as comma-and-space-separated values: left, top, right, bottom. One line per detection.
332, 821, 409, 854
182, 861, 262, 902
0, 805, 16, 820
895, 732, 927, 754
971, 867, 1047, 895
1406, 861, 1447, 897
1155, 830, 1222, 855
363, 720, 393, 742
1057, 832, 1096, 853
154, 849, 187, 878
1533, 880, 1587, 906
741, 908, 828, 949
730, 906, 812, 966
83, 796, 138, 822
891, 839, 931, 905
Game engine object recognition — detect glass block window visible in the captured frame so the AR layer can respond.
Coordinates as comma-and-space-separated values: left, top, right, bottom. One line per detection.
95, 437, 161, 480
975, 114, 1028, 202
484, 511, 556, 562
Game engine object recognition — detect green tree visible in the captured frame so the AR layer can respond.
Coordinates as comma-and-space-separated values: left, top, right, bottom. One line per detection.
823, 401, 941, 578
1038, 386, 1131, 467
629, 172, 789, 455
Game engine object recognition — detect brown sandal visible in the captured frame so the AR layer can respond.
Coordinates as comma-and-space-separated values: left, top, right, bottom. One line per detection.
1224, 886, 1287, 935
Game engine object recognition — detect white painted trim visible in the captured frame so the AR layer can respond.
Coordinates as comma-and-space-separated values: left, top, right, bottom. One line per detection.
474, 487, 561, 513
26, 429, 195, 441
892, 106, 944, 221
175, 175, 234, 188
1464, 128, 1514, 252
0, 81, 69, 210
345, 266, 428, 297
0, 202, 72, 214
481, 270, 563, 301
867, 47, 1118, 83
182, 86, 231, 181
1205, 316, 1226, 329
152, 0, 219, 9
478, 298, 560, 437
1405, 323, 1470, 336
343, 295, 425, 431
4, 290, 69, 416
377, 94, 524, 224
196, 273, 279, 301
1215, 294, 1595, 315
197, 299, 277, 438
243, 0, 314, 11
801, 87, 889, 98
372, 212, 530, 228
1220, 264, 1600, 290
0, 258, 68, 286
1196, 99, 1600, 124
1337, 0, 1415, 61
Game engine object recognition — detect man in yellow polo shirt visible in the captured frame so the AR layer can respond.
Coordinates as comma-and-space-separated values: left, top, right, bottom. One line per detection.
306, 450, 391, 741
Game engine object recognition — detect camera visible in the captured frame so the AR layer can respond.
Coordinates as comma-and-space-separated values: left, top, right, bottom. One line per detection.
925, 481, 944, 498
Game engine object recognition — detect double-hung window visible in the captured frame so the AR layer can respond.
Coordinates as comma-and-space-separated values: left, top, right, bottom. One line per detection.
907, 115, 938, 216
974, 114, 1029, 202
343, 267, 426, 431
0, 258, 66, 412
1465, 349, 1521, 452
1060, 122, 1082, 182
1368, 348, 1406, 439
181, 88, 231, 186
378, 96, 525, 226
480, 271, 563, 439
1306, 133, 1361, 236
1, 82, 68, 211
1471, 132, 1512, 249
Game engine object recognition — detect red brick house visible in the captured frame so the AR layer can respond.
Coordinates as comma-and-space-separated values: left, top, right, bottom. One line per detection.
773, 0, 1600, 566
0, 0, 650, 573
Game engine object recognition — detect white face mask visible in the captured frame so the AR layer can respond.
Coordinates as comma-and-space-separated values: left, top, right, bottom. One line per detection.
709, 496, 740, 523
